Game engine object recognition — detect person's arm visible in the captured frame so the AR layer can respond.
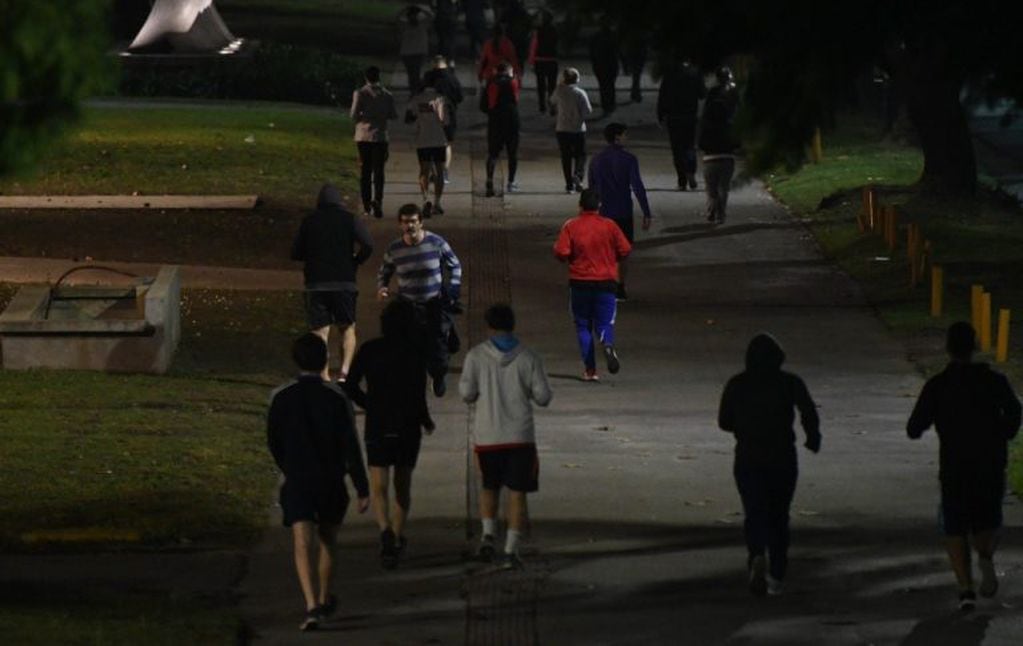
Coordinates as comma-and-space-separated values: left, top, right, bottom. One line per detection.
530, 354, 553, 407
440, 238, 462, 302
717, 377, 738, 433
340, 396, 370, 509
350, 89, 361, 120
352, 217, 374, 265
290, 219, 306, 262
579, 88, 593, 119
612, 222, 632, 260
552, 220, 573, 261
629, 155, 652, 222
995, 374, 1022, 440
458, 351, 479, 403
907, 379, 937, 439
343, 348, 369, 410
267, 396, 286, 471
377, 248, 395, 298
793, 376, 821, 453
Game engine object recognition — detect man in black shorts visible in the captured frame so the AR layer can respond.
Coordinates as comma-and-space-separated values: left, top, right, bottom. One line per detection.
268, 334, 370, 631
345, 300, 435, 568
908, 322, 1021, 610
291, 184, 374, 382
459, 304, 552, 568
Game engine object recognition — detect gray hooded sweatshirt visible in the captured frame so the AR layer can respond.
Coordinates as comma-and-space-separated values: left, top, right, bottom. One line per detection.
459, 340, 552, 448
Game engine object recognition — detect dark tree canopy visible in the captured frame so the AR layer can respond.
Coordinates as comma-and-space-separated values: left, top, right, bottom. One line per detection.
574, 0, 1023, 195
0, 0, 113, 176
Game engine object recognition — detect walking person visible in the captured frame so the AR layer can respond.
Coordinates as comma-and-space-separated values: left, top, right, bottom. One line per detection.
432, 0, 457, 62
553, 188, 631, 381
377, 203, 463, 397
345, 299, 436, 569
464, 0, 487, 58
480, 61, 522, 197
291, 184, 374, 383
587, 122, 652, 301
405, 73, 450, 217
717, 333, 821, 597
907, 322, 1022, 611
398, 4, 433, 94
622, 35, 647, 104
267, 333, 370, 631
528, 9, 560, 114
424, 56, 463, 185
501, 0, 533, 78
549, 67, 593, 193
351, 66, 398, 218
657, 59, 705, 191
588, 19, 619, 115
459, 304, 553, 568
699, 66, 740, 223
477, 23, 520, 82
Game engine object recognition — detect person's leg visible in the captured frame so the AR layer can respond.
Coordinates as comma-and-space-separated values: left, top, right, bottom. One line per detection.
556, 132, 574, 189
570, 287, 597, 372
974, 528, 1000, 596
339, 323, 356, 379
431, 159, 445, 206
572, 133, 587, 188
945, 535, 974, 591
506, 129, 520, 185
418, 158, 431, 202
718, 157, 736, 221
505, 490, 527, 553
357, 142, 373, 211
666, 119, 687, 187
392, 466, 414, 539
311, 325, 331, 381
592, 289, 619, 371
681, 117, 698, 187
291, 521, 319, 611
369, 466, 391, 532
373, 142, 388, 212
765, 460, 798, 584
631, 69, 643, 102
704, 159, 722, 221
734, 460, 769, 594
316, 523, 340, 606
425, 298, 449, 394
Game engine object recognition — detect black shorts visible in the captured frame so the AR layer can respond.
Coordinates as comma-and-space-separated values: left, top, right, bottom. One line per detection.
305, 290, 357, 329
609, 216, 634, 243
280, 481, 349, 527
366, 433, 422, 469
477, 445, 539, 493
939, 473, 1005, 535
417, 147, 446, 163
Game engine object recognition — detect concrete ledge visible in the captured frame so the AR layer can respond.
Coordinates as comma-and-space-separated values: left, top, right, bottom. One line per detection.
0, 195, 259, 209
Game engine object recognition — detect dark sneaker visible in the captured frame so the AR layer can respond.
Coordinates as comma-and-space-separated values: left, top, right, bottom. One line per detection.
749, 555, 767, 597
959, 589, 977, 611
573, 180, 584, 193
677, 179, 687, 191
979, 558, 998, 598
566, 185, 574, 194
433, 203, 445, 215
485, 182, 495, 198
603, 346, 620, 374
477, 534, 497, 562
396, 535, 408, 559
380, 528, 398, 569
371, 200, 383, 219
432, 374, 447, 397
498, 552, 524, 570
707, 211, 717, 223
317, 593, 338, 620
688, 175, 698, 190
422, 201, 433, 219
506, 181, 520, 193
766, 576, 783, 596
299, 610, 320, 632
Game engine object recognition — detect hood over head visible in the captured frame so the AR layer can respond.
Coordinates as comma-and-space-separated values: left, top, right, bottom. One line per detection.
316, 183, 343, 210
745, 333, 785, 372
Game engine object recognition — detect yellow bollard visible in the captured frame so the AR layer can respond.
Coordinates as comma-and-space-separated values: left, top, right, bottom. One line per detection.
971, 284, 984, 331
980, 292, 992, 352
811, 128, 823, 163
996, 309, 1010, 363
930, 266, 943, 317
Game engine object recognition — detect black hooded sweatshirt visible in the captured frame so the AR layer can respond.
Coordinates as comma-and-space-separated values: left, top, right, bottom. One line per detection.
718, 334, 820, 465
291, 184, 374, 290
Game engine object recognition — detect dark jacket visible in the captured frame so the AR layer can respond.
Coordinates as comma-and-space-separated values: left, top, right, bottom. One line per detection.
657, 65, 706, 121
267, 375, 370, 497
907, 362, 1021, 480
699, 90, 739, 155
345, 336, 431, 439
291, 184, 373, 289
588, 27, 620, 75
718, 334, 821, 465
426, 67, 463, 108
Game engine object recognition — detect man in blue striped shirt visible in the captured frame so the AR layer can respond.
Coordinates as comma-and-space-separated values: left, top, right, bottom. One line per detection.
377, 203, 463, 396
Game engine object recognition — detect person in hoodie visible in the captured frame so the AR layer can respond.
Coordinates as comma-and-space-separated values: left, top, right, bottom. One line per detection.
718, 333, 821, 597
907, 322, 1021, 611
553, 188, 631, 382
549, 67, 593, 193
459, 304, 552, 569
699, 66, 740, 224
291, 184, 374, 382
480, 61, 522, 197
267, 333, 370, 631
351, 66, 398, 219
345, 299, 435, 570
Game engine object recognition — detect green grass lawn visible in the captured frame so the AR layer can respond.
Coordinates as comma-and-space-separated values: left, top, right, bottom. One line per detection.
765, 113, 1023, 494
0, 103, 356, 208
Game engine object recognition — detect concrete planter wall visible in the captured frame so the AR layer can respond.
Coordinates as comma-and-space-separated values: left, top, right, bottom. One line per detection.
0, 266, 181, 374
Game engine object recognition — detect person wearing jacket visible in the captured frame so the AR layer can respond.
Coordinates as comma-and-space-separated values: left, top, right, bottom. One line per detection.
549, 67, 592, 193
291, 184, 374, 382
528, 9, 559, 114
477, 23, 520, 82
907, 322, 1022, 611
351, 66, 398, 219
553, 189, 632, 381
588, 19, 619, 114
345, 299, 435, 570
459, 304, 552, 569
481, 62, 522, 197
657, 60, 706, 191
699, 66, 740, 223
267, 333, 370, 631
718, 333, 821, 597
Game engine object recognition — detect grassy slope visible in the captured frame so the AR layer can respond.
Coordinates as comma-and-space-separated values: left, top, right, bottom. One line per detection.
765, 116, 1023, 494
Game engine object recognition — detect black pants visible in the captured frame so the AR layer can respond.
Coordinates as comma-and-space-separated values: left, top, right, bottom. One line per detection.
486, 120, 520, 184
535, 61, 559, 112
594, 70, 617, 112
734, 457, 798, 581
402, 55, 423, 93
665, 116, 697, 183
406, 296, 453, 382
555, 132, 586, 189
356, 142, 388, 210
436, 20, 456, 60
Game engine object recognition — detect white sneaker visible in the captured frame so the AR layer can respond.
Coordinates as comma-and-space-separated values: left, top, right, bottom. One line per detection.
979, 557, 999, 598
766, 575, 783, 596
506, 181, 520, 193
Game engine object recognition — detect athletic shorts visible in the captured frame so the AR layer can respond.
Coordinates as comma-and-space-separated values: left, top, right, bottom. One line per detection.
477, 445, 539, 493
608, 216, 634, 243
366, 433, 423, 469
279, 481, 349, 527
939, 474, 1005, 535
417, 146, 446, 163
304, 290, 357, 329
